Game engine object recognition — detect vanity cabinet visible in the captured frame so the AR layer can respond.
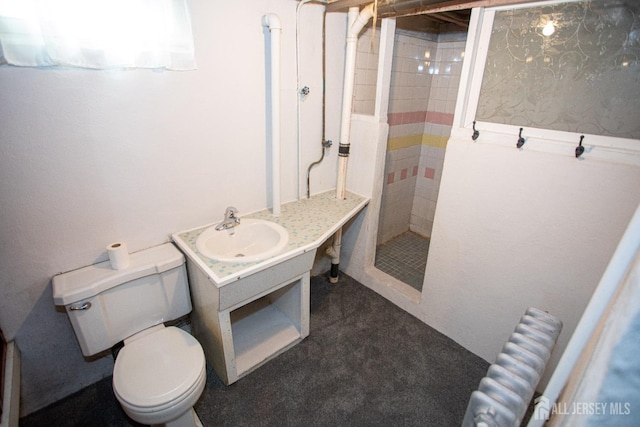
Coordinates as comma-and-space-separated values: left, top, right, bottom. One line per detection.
185, 251, 313, 384
172, 190, 369, 384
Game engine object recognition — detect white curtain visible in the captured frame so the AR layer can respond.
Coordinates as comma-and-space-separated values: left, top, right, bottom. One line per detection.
0, 0, 196, 70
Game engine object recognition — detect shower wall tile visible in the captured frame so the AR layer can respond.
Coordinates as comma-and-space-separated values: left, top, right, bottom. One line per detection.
410, 216, 433, 237
408, 38, 465, 237
379, 141, 421, 244
425, 122, 453, 138
425, 167, 436, 179
426, 39, 464, 117
425, 111, 454, 126
387, 144, 421, 162
388, 33, 436, 116
354, 28, 466, 243
420, 134, 448, 150
378, 172, 417, 243
354, 28, 380, 115
388, 126, 422, 141
387, 171, 395, 185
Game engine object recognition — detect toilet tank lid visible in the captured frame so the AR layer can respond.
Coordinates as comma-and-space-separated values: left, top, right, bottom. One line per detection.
52, 243, 185, 306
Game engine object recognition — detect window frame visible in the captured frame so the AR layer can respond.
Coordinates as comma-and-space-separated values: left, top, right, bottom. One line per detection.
451, 0, 640, 165
0, 0, 196, 70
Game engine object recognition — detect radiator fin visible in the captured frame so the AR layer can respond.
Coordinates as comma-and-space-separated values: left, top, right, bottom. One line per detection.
462, 308, 562, 427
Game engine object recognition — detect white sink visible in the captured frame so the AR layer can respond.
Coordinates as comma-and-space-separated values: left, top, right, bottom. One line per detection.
196, 219, 289, 263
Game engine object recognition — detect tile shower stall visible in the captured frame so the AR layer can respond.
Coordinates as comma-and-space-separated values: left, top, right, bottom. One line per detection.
354, 27, 466, 250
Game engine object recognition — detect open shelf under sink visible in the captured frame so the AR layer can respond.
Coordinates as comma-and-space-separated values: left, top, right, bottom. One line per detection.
231, 295, 301, 376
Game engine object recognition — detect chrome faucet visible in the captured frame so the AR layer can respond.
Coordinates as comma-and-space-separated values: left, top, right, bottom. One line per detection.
215, 206, 240, 231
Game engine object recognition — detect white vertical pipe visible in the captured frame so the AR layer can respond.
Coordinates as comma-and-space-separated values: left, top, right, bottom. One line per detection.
263, 14, 282, 216
527, 201, 640, 427
329, 4, 374, 283
327, 4, 374, 283
296, 0, 313, 200
327, 227, 342, 283
336, 4, 375, 200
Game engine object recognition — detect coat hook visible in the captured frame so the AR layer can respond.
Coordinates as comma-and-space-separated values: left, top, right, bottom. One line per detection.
517, 127, 525, 148
575, 135, 585, 158
471, 121, 480, 141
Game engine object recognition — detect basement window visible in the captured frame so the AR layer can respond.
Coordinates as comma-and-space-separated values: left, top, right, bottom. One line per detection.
0, 0, 196, 70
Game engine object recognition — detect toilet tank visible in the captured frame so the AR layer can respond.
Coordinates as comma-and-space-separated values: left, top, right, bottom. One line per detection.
52, 243, 191, 357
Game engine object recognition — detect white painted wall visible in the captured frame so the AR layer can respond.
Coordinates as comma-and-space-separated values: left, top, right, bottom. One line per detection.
0, 0, 345, 415
422, 139, 640, 388
8, 0, 636, 416
544, 206, 640, 427
341, 15, 640, 394
345, 132, 640, 391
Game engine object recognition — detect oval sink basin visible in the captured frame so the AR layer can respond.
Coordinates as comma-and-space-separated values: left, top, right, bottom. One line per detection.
196, 219, 289, 263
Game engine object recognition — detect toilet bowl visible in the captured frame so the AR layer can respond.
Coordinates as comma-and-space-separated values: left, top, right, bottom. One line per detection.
113, 325, 206, 426
52, 243, 206, 427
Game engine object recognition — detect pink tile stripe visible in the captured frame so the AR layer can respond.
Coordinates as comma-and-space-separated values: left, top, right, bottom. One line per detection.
425, 168, 436, 179
388, 167, 421, 185
425, 111, 454, 126
387, 111, 426, 126
387, 113, 401, 126
388, 110, 454, 127
387, 172, 395, 184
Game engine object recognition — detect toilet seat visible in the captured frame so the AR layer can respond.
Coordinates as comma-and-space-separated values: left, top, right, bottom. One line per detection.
113, 326, 206, 413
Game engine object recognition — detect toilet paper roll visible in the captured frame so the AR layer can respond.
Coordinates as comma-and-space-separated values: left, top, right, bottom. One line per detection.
107, 242, 130, 270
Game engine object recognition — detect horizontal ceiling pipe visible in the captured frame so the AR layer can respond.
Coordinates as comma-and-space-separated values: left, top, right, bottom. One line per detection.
376, 0, 533, 18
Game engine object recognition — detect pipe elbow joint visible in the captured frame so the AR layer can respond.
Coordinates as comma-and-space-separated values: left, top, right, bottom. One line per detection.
262, 13, 282, 30
326, 245, 338, 259
348, 3, 375, 37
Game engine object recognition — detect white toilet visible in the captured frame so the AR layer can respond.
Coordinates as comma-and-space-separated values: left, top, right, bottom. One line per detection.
52, 243, 206, 427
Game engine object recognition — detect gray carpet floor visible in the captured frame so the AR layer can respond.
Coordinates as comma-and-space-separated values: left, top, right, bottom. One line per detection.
21, 272, 488, 427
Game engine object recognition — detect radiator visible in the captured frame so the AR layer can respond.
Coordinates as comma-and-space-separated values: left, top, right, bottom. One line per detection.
462, 308, 562, 427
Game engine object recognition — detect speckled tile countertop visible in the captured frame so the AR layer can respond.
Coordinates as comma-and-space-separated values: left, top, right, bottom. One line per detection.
172, 190, 369, 287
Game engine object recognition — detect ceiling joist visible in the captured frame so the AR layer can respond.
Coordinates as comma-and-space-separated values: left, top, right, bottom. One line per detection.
326, 0, 533, 17
427, 11, 469, 27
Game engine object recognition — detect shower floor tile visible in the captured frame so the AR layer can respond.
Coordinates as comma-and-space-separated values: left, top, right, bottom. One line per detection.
375, 231, 429, 291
